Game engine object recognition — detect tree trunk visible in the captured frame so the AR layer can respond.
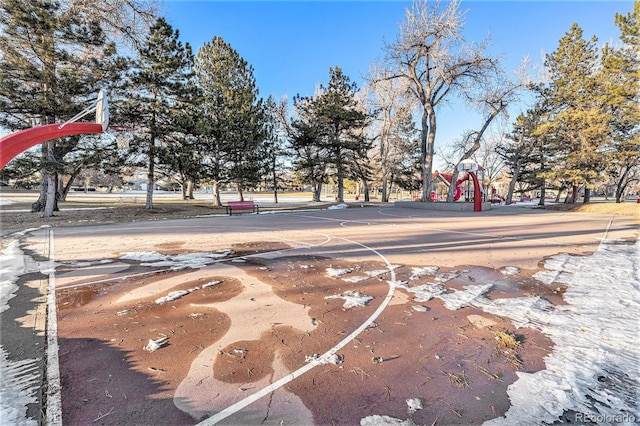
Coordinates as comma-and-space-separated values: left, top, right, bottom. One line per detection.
32, 143, 49, 213
447, 169, 461, 203
313, 182, 322, 202
506, 160, 521, 205
59, 172, 79, 202
614, 167, 630, 203
363, 179, 370, 202
565, 184, 578, 203
44, 171, 56, 217
555, 187, 563, 203
538, 186, 546, 206
380, 112, 390, 203
336, 149, 344, 203
272, 158, 278, 204
381, 176, 389, 203
145, 137, 155, 210
238, 185, 244, 202
583, 187, 590, 203
212, 181, 222, 206
187, 181, 194, 199
570, 184, 579, 203
420, 108, 436, 203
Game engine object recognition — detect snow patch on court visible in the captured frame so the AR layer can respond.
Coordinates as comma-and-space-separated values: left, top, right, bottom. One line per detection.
305, 353, 343, 365
409, 266, 439, 280
366, 269, 389, 277
341, 275, 369, 283
144, 336, 168, 352
325, 290, 373, 308
438, 283, 494, 310
120, 250, 233, 270
325, 267, 352, 277
154, 280, 224, 303
500, 266, 520, 275
484, 239, 640, 425
360, 415, 416, 425
202, 280, 222, 289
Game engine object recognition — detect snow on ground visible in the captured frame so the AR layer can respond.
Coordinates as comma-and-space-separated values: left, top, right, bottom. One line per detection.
305, 353, 343, 365
365, 269, 389, 277
325, 290, 374, 308
0, 238, 48, 425
484, 239, 640, 425
327, 203, 348, 210
325, 267, 352, 277
120, 250, 233, 270
406, 397, 424, 414
408, 266, 439, 280
341, 275, 369, 283
365, 239, 640, 425
143, 336, 169, 352
500, 266, 520, 276
0, 348, 39, 426
0, 239, 24, 313
439, 283, 494, 310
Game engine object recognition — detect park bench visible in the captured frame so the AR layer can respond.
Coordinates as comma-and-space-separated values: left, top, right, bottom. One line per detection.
226, 200, 259, 215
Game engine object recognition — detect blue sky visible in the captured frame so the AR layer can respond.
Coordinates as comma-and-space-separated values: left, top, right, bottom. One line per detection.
161, 1, 632, 153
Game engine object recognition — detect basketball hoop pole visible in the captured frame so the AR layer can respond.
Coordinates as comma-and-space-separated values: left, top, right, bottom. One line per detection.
0, 89, 109, 169
58, 104, 98, 129
58, 89, 108, 130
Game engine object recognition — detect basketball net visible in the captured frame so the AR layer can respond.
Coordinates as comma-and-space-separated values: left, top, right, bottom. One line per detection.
109, 126, 134, 149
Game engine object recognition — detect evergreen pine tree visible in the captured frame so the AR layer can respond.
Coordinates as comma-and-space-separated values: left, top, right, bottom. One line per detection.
309, 66, 369, 203
538, 24, 610, 203
120, 18, 194, 209
601, 2, 640, 202
194, 36, 263, 205
0, 0, 117, 216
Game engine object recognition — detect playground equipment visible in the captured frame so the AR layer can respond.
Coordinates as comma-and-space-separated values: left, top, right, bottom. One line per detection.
0, 90, 108, 170
457, 159, 483, 212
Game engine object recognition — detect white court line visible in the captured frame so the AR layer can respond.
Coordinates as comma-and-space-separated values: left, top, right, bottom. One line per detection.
46, 229, 62, 425
197, 234, 398, 425
603, 217, 614, 240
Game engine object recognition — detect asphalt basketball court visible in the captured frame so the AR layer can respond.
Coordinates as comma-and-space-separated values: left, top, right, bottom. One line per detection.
11, 204, 639, 425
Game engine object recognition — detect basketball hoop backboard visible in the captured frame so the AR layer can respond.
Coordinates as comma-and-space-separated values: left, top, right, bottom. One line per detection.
95, 89, 109, 131
457, 159, 478, 172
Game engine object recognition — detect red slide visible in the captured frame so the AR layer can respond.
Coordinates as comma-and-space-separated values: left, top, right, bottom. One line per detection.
0, 122, 103, 170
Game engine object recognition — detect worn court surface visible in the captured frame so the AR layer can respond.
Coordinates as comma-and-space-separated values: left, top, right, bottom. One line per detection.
14, 205, 639, 425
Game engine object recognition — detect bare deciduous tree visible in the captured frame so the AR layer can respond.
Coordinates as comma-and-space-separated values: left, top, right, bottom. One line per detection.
64, 0, 159, 48
366, 66, 413, 202
445, 63, 526, 202
381, 0, 498, 202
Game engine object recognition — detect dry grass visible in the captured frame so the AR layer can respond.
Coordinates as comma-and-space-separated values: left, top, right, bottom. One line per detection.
443, 370, 472, 388
493, 329, 523, 368
493, 330, 521, 350
542, 202, 639, 217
